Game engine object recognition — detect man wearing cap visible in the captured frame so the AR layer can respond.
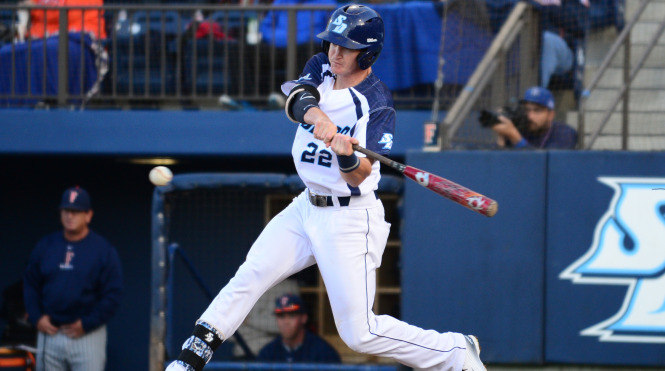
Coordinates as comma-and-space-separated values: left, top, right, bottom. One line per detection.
257, 294, 340, 363
23, 186, 123, 371
492, 86, 578, 149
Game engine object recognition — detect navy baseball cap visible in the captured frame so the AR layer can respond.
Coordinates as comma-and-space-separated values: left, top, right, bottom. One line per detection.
520, 86, 555, 110
59, 187, 92, 211
274, 293, 305, 314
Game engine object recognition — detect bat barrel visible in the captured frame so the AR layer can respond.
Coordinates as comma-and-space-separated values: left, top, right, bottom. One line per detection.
405, 166, 498, 217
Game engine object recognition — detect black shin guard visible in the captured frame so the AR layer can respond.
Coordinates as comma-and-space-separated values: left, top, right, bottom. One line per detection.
175, 323, 223, 371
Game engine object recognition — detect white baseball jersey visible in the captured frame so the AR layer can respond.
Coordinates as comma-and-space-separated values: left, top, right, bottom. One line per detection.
281, 53, 395, 197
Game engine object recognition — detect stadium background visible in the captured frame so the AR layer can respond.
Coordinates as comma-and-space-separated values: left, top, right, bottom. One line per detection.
1, 0, 665, 370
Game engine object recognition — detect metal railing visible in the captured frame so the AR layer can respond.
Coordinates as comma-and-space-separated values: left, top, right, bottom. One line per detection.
0, 4, 444, 109
432, 1, 539, 150
580, 0, 665, 149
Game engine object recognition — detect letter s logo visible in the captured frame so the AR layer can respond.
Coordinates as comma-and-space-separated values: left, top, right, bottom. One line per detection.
331, 15, 347, 34
560, 177, 665, 343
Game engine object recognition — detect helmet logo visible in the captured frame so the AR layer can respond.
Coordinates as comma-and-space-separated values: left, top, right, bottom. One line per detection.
367, 38, 377, 43
331, 15, 348, 34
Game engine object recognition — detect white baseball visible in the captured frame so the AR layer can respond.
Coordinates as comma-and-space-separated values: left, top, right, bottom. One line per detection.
149, 166, 173, 186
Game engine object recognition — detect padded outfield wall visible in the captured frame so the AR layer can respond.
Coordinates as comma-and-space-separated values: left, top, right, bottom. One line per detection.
402, 151, 665, 366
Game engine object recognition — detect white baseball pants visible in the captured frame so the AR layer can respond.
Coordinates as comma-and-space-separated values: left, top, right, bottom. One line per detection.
199, 191, 466, 370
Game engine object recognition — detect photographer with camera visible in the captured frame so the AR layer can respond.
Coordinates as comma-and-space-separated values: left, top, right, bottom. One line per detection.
480, 86, 577, 149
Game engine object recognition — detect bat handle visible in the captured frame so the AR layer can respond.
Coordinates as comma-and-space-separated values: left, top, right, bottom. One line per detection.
351, 144, 369, 156
352, 144, 405, 173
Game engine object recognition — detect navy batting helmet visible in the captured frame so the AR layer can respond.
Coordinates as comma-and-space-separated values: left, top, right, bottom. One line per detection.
317, 4, 384, 70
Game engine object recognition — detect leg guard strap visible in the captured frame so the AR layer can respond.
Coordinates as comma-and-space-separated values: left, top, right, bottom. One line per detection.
176, 323, 224, 371
176, 349, 205, 371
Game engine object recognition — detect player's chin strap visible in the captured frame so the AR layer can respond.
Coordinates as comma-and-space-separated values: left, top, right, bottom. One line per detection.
285, 84, 321, 124
174, 322, 224, 371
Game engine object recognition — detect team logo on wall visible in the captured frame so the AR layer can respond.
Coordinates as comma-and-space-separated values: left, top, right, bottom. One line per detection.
560, 177, 665, 343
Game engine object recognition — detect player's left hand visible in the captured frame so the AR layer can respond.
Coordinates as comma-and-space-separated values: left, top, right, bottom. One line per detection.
330, 134, 358, 156
313, 120, 338, 147
61, 319, 85, 338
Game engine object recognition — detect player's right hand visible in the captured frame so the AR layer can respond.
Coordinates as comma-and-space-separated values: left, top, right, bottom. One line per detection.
37, 315, 58, 335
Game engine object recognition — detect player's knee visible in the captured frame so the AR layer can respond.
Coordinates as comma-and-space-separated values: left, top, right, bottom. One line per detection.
338, 325, 374, 354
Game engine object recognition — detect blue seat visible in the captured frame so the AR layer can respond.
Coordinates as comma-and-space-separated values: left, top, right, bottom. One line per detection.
131, 10, 183, 36
207, 10, 249, 33
0, 9, 14, 25
181, 38, 239, 96
112, 35, 178, 95
107, 11, 182, 95
0, 10, 15, 46
179, 10, 259, 96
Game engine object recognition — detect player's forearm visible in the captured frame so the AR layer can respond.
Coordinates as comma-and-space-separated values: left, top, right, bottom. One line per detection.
339, 157, 372, 187
303, 106, 326, 126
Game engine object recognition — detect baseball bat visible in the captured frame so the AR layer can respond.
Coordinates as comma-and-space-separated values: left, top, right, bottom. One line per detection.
352, 144, 498, 217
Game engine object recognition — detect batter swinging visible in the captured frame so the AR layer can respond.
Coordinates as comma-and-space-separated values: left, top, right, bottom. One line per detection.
166, 5, 486, 371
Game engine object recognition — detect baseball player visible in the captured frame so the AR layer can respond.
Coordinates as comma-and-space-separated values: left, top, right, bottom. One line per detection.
167, 5, 486, 371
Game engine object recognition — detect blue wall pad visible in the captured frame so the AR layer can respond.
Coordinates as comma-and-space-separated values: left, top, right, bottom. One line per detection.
0, 109, 430, 157
402, 151, 547, 364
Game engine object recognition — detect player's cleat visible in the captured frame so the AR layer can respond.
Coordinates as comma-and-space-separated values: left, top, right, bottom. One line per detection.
462, 335, 486, 371
164, 361, 190, 371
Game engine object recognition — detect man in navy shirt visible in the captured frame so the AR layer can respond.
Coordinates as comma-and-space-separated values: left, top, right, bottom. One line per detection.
491, 86, 578, 149
24, 186, 123, 371
257, 294, 340, 363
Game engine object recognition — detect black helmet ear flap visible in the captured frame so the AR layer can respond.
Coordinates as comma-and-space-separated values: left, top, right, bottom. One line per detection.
357, 49, 380, 70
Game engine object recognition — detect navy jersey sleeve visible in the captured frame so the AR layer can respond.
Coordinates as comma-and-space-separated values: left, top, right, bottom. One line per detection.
280, 53, 328, 94
365, 107, 396, 155
297, 52, 327, 87
23, 238, 47, 326
81, 241, 123, 332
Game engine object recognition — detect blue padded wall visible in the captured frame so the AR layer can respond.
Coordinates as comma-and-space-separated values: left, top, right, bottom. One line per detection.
402, 151, 547, 363
546, 152, 665, 365
402, 150, 665, 366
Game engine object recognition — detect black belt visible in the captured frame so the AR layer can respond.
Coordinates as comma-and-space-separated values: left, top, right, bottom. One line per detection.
308, 191, 377, 207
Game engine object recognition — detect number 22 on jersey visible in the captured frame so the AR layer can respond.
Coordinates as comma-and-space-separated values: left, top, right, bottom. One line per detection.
301, 142, 332, 168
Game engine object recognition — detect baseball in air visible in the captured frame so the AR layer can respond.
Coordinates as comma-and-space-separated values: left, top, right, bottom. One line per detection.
149, 166, 173, 186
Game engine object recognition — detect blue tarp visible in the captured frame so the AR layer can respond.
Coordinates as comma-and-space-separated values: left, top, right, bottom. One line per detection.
260, 1, 492, 91
0, 33, 100, 103
372, 2, 492, 90
259, 0, 336, 47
